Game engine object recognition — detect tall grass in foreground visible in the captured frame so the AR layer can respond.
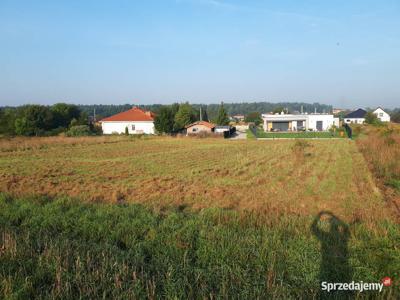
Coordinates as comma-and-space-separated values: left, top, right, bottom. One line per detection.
1, 194, 399, 299
356, 124, 400, 194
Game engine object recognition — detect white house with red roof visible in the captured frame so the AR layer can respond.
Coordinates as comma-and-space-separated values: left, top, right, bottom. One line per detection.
100, 107, 155, 134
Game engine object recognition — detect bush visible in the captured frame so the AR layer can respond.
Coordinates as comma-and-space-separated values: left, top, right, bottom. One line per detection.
65, 125, 92, 137
365, 112, 383, 126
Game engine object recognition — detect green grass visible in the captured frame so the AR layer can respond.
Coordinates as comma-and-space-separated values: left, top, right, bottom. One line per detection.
257, 130, 344, 138
0, 194, 399, 299
386, 178, 400, 191
246, 129, 256, 139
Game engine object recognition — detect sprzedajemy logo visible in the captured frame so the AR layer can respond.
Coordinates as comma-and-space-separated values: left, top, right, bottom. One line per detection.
321, 277, 392, 293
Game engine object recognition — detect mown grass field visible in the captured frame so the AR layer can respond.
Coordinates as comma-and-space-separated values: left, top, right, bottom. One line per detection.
0, 137, 388, 219
0, 136, 399, 298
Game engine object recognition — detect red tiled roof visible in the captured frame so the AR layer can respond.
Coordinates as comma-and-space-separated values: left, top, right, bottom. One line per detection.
185, 121, 215, 129
100, 107, 155, 122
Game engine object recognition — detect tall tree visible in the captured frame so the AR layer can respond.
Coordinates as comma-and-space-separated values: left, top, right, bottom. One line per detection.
215, 102, 230, 126
200, 106, 209, 122
0, 108, 17, 135
14, 105, 53, 136
174, 103, 195, 130
51, 103, 81, 128
154, 106, 175, 134
245, 112, 263, 126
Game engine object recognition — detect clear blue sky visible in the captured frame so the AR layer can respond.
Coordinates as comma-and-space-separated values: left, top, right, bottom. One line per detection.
1, 0, 399, 108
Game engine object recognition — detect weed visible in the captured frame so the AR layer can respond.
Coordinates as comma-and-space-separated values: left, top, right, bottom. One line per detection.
0, 194, 399, 299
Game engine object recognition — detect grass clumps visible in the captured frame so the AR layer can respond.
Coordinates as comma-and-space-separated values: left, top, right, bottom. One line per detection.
356, 124, 400, 197
1, 194, 399, 299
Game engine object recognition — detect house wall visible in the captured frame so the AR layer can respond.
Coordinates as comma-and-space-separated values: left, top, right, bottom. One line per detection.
344, 118, 365, 124
186, 124, 213, 134
306, 115, 335, 131
101, 121, 155, 134
333, 118, 340, 127
262, 114, 334, 131
373, 108, 391, 122
235, 125, 249, 131
215, 128, 230, 133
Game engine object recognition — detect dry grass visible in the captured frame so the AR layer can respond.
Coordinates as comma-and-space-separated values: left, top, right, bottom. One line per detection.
356, 124, 400, 215
0, 136, 392, 224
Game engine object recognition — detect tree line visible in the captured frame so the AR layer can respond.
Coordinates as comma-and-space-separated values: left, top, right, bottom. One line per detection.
2, 102, 399, 136
154, 102, 230, 134
0, 104, 98, 136
78, 102, 333, 121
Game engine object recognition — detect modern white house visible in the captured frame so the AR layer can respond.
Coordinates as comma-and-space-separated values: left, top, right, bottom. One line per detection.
100, 107, 155, 134
373, 107, 391, 122
262, 112, 338, 132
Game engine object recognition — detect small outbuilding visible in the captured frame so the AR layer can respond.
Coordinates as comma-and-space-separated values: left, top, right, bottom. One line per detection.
185, 121, 215, 134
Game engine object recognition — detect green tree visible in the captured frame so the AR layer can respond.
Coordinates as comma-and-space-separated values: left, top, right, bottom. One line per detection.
51, 103, 81, 128
215, 102, 230, 126
15, 117, 30, 136
174, 103, 195, 130
391, 110, 400, 123
273, 106, 285, 114
66, 125, 92, 136
365, 112, 381, 125
201, 106, 209, 122
0, 108, 17, 135
244, 112, 263, 126
155, 106, 175, 134
125, 126, 129, 135
14, 105, 53, 136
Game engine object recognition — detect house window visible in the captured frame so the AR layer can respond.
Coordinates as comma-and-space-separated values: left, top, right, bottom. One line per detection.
131, 125, 135, 131
192, 128, 197, 132
379, 113, 383, 117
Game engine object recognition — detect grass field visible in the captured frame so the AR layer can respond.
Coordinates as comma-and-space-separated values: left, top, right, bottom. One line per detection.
0, 136, 399, 298
0, 136, 387, 219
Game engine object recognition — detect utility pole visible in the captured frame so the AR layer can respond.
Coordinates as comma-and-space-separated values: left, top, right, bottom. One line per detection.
199, 106, 202, 121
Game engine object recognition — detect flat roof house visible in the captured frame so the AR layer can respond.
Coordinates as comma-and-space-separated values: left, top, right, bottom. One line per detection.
344, 109, 367, 124
262, 113, 336, 132
100, 107, 155, 134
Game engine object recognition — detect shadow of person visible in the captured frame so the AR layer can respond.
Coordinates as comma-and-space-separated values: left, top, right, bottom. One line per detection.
311, 211, 352, 297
